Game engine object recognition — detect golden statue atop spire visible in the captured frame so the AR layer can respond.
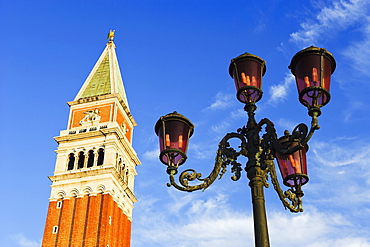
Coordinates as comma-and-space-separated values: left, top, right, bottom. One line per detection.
107, 29, 115, 42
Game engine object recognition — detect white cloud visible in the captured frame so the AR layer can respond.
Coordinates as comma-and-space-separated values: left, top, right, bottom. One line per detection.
210, 120, 231, 137
132, 191, 253, 247
306, 139, 370, 209
275, 118, 299, 132
290, 0, 370, 46
341, 101, 367, 123
254, 19, 267, 33
342, 17, 370, 77
309, 238, 370, 247
267, 73, 295, 104
143, 147, 160, 161
203, 92, 234, 111
269, 206, 370, 246
167, 189, 205, 215
188, 142, 211, 160
132, 189, 370, 247
11, 233, 40, 247
312, 139, 370, 167
230, 108, 248, 119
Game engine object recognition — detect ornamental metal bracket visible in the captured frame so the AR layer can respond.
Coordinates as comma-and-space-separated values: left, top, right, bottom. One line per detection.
167, 132, 247, 192
264, 159, 303, 212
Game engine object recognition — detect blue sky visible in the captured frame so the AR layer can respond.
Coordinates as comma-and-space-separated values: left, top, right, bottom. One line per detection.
1, 0, 370, 246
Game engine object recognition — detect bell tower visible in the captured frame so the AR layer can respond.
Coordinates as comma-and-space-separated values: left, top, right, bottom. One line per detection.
42, 31, 140, 247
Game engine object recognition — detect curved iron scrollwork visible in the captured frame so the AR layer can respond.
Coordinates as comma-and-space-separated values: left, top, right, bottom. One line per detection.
167, 132, 247, 192
264, 159, 303, 212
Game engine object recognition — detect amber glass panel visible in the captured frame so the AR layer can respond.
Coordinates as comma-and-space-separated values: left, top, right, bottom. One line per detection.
158, 120, 190, 165
276, 143, 308, 187
231, 59, 263, 103
293, 55, 333, 107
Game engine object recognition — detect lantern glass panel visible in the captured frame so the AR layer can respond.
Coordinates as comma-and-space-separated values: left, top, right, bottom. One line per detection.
290, 47, 335, 108
276, 142, 308, 187
156, 116, 193, 166
294, 55, 333, 107
229, 53, 265, 103
232, 59, 263, 90
160, 120, 190, 152
294, 55, 331, 92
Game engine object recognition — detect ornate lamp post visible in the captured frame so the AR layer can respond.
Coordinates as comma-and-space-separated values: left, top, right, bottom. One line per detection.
154, 46, 336, 247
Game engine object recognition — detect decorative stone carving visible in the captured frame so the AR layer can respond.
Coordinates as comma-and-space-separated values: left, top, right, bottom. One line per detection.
79, 109, 101, 126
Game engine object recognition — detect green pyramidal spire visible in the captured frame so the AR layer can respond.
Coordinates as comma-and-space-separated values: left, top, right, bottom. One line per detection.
74, 30, 129, 109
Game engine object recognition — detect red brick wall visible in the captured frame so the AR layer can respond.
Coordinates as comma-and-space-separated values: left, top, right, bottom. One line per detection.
56, 198, 74, 246
113, 200, 121, 247
124, 217, 132, 247
42, 200, 61, 247
70, 196, 89, 246
42, 194, 132, 247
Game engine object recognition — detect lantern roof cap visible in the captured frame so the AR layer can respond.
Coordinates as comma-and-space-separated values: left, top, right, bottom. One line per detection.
229, 52, 266, 77
289, 46, 336, 74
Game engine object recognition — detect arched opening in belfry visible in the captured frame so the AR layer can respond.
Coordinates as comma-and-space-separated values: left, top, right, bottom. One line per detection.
97, 148, 105, 166
87, 150, 94, 168
67, 153, 75, 170
78, 151, 85, 169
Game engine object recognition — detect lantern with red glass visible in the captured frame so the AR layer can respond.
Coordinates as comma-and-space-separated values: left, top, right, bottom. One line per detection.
229, 53, 266, 104
289, 46, 336, 109
155, 111, 194, 172
275, 135, 309, 192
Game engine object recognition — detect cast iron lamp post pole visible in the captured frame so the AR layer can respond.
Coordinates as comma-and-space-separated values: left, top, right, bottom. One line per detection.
155, 46, 336, 247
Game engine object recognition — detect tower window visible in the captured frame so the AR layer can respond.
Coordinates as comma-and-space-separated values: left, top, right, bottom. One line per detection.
56, 201, 62, 209
125, 170, 129, 183
121, 164, 126, 179
67, 153, 75, 170
97, 148, 104, 166
52, 226, 58, 234
115, 154, 120, 170
87, 150, 94, 168
78, 151, 85, 169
